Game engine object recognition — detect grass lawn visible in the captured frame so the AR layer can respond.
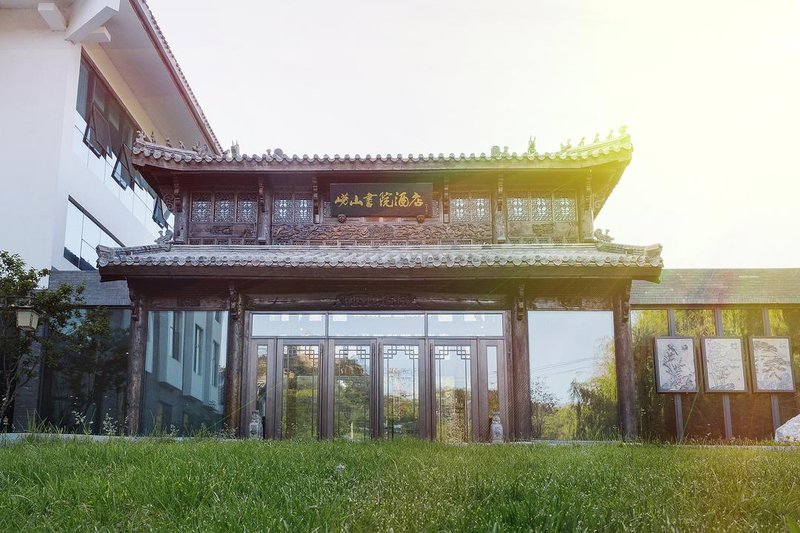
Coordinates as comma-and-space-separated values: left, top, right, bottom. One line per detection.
1, 439, 799, 531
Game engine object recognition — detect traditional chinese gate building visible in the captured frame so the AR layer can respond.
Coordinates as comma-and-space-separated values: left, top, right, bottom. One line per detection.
97, 129, 663, 441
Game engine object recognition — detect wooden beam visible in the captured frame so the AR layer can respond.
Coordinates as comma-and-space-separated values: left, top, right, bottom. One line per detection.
613, 281, 638, 440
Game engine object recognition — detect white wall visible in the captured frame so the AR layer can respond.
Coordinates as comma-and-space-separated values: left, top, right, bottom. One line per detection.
0, 8, 170, 274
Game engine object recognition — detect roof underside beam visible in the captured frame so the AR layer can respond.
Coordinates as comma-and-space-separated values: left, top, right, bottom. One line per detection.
65, 0, 119, 43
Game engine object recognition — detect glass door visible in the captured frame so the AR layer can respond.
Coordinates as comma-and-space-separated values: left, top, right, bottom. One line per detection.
378, 339, 425, 439
276, 339, 323, 439
326, 339, 374, 441
429, 339, 478, 442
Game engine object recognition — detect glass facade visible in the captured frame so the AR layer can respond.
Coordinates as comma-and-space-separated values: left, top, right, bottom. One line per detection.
42, 308, 131, 434
528, 311, 617, 440
333, 343, 371, 441
63, 200, 121, 270
142, 311, 228, 435
280, 342, 319, 439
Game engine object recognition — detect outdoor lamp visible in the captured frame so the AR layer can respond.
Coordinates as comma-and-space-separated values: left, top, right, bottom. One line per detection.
16, 305, 40, 333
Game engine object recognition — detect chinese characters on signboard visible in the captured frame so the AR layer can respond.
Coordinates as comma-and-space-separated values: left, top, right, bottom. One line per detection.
330, 183, 432, 217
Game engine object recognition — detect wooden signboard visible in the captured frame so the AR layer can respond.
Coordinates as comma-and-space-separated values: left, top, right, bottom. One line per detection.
330, 183, 432, 217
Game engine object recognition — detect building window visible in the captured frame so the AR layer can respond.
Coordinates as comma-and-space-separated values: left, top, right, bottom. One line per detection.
193, 325, 203, 375
170, 312, 183, 361
507, 192, 576, 223
77, 56, 137, 165
273, 193, 313, 223
450, 192, 491, 223
63, 200, 123, 270
212, 341, 220, 387
191, 192, 258, 224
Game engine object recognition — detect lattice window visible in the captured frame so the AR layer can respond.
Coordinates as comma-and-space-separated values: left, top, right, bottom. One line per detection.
434, 345, 471, 360
273, 193, 313, 223
553, 195, 577, 221
507, 192, 575, 223
237, 193, 257, 223
472, 198, 490, 222
284, 344, 320, 360
383, 345, 420, 360
532, 196, 552, 221
191, 193, 212, 222
451, 198, 468, 222
508, 197, 528, 221
451, 193, 490, 223
214, 193, 235, 222
296, 197, 313, 223
335, 344, 371, 360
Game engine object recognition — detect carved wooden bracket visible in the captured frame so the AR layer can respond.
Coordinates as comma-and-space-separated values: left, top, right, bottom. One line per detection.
443, 176, 450, 223
496, 175, 504, 213
229, 283, 240, 321
515, 283, 525, 320
258, 177, 265, 212
312, 176, 320, 224
129, 288, 141, 322
172, 178, 181, 213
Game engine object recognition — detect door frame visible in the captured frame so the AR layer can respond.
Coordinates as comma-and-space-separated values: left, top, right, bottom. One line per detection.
376, 337, 427, 439
427, 338, 480, 442
325, 338, 376, 439
275, 338, 325, 439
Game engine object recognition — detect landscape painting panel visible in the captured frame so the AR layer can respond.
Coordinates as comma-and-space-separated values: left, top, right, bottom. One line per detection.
702, 338, 746, 392
751, 337, 795, 392
654, 337, 697, 393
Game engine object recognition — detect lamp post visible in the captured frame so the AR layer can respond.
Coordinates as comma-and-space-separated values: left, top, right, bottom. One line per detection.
15, 304, 40, 333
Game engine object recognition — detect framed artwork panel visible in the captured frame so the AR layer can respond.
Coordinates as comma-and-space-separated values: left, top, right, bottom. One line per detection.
700, 337, 747, 393
750, 337, 795, 393
654, 337, 698, 393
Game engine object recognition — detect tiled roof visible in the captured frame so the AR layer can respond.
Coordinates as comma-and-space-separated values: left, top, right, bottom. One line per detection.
131, 0, 222, 153
631, 269, 800, 306
130, 129, 632, 171
97, 242, 662, 273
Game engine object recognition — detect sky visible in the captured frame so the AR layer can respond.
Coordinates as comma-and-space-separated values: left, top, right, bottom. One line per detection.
149, 0, 800, 268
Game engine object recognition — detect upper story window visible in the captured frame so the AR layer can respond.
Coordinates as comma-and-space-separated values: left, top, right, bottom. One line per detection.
77, 56, 137, 163
191, 192, 258, 224
450, 192, 491, 223
76, 56, 170, 230
508, 192, 577, 223
63, 199, 123, 271
273, 193, 313, 224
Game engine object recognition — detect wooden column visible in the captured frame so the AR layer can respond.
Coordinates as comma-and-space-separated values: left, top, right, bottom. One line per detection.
612, 281, 638, 440
511, 283, 531, 440
172, 177, 188, 244
125, 288, 148, 435
226, 284, 245, 435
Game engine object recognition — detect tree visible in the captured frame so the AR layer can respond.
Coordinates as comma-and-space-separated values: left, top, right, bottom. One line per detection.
0, 251, 83, 426
530, 378, 556, 439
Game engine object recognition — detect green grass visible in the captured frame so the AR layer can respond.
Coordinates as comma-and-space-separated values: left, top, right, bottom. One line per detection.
1, 439, 799, 532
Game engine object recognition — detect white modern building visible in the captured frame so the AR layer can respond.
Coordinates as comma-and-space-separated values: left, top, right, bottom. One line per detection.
0, 0, 220, 275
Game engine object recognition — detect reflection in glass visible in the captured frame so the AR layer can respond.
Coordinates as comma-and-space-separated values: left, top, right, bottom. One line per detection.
630, 310, 671, 440
282, 344, 319, 439
328, 314, 425, 337
528, 311, 616, 440
434, 345, 472, 442
767, 309, 800, 424
143, 311, 228, 436
487, 345, 499, 421
673, 309, 715, 337
428, 313, 503, 337
333, 344, 371, 441
42, 308, 131, 434
252, 314, 325, 337
383, 344, 420, 438
722, 308, 770, 439
256, 344, 269, 438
